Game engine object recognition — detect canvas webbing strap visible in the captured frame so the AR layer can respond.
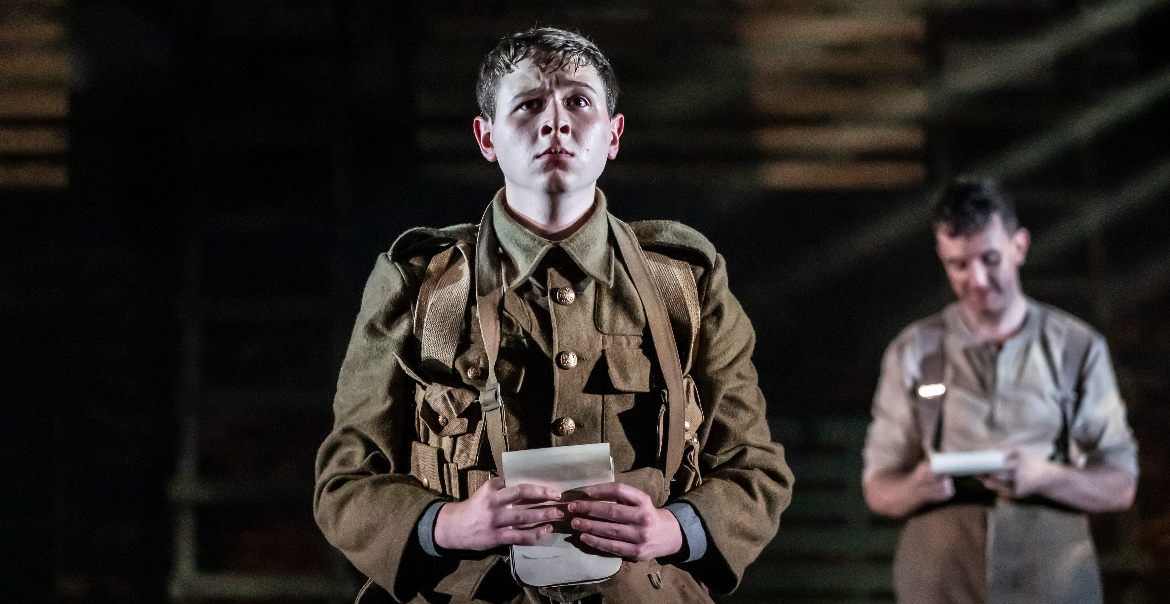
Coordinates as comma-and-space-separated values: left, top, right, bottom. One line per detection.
475, 207, 509, 474
644, 251, 701, 374
415, 246, 472, 368
610, 215, 688, 485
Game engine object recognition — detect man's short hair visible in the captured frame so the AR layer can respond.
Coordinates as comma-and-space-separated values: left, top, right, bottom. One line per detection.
932, 177, 1020, 237
476, 27, 619, 120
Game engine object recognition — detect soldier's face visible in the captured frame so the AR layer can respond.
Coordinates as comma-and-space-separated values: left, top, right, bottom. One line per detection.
473, 59, 623, 199
936, 213, 1030, 320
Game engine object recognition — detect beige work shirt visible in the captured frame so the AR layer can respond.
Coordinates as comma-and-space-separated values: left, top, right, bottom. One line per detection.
864, 300, 1138, 479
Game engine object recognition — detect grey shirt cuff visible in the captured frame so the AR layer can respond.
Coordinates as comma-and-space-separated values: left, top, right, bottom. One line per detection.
417, 501, 447, 557
665, 502, 707, 563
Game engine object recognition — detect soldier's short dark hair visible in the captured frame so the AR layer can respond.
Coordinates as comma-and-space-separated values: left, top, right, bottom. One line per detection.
476, 27, 619, 120
932, 177, 1020, 237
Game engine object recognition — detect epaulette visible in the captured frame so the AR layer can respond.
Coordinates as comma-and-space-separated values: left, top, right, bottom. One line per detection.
389, 224, 478, 261
628, 220, 717, 267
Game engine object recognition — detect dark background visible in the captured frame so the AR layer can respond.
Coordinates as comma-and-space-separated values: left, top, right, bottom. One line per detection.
3, 0, 1169, 602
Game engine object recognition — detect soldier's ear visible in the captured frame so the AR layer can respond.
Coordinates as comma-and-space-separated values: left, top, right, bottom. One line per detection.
1013, 227, 1030, 265
607, 113, 624, 160
473, 116, 497, 162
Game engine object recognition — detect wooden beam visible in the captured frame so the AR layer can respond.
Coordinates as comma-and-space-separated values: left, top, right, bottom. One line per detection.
747, 47, 924, 76
760, 160, 923, 189
0, 89, 68, 118
734, 0, 924, 11
756, 125, 923, 153
0, 53, 69, 83
0, 162, 68, 189
751, 84, 925, 118
0, 126, 68, 153
0, 20, 65, 46
739, 16, 925, 46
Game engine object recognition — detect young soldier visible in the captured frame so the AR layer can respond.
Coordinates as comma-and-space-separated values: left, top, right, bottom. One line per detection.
862, 178, 1138, 604
314, 27, 792, 604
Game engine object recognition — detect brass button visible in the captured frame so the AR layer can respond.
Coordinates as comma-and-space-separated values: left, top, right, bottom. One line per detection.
557, 351, 578, 369
438, 415, 448, 427
553, 417, 576, 436
684, 420, 691, 430
421, 477, 430, 488
555, 287, 576, 305
466, 366, 483, 380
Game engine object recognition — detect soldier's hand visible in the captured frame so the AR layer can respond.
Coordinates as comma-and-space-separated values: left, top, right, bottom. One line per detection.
433, 477, 562, 551
566, 482, 683, 561
909, 459, 955, 504
981, 448, 1055, 498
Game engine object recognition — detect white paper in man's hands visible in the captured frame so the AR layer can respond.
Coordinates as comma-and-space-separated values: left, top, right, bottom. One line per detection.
929, 450, 1008, 475
501, 443, 622, 587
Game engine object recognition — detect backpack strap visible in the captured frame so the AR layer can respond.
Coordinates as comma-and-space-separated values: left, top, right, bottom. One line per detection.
642, 251, 701, 375
913, 319, 948, 453
610, 215, 688, 490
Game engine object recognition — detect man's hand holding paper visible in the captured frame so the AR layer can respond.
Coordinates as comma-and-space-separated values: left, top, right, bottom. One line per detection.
567, 482, 684, 561
434, 478, 563, 551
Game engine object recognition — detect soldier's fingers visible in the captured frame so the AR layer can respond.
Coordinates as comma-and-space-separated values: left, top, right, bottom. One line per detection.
578, 532, 639, 560
567, 500, 643, 525
497, 524, 554, 546
492, 484, 561, 507
496, 504, 564, 528
571, 517, 640, 543
577, 482, 647, 506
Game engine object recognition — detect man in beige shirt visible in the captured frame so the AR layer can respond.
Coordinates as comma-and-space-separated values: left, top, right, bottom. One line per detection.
862, 178, 1137, 604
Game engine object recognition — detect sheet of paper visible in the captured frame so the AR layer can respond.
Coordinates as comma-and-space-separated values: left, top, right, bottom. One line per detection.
930, 450, 1007, 475
501, 443, 621, 587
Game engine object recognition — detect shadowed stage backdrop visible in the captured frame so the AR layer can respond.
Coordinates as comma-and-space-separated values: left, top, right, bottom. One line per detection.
2, 0, 1168, 602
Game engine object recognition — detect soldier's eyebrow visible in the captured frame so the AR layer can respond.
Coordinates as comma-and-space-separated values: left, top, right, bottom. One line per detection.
509, 80, 598, 105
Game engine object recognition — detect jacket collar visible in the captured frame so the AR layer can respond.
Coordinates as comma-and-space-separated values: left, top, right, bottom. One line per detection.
490, 188, 615, 290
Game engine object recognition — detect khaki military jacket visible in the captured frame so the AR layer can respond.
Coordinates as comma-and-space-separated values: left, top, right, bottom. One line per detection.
314, 191, 793, 604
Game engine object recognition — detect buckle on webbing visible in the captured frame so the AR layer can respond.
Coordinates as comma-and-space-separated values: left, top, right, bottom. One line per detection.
479, 382, 503, 412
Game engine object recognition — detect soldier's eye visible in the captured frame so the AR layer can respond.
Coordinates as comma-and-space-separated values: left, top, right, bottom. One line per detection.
983, 252, 1001, 266
519, 99, 542, 111
567, 96, 589, 107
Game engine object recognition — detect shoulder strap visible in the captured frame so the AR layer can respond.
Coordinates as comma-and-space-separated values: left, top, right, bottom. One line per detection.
610, 215, 688, 486
914, 321, 947, 452
414, 246, 472, 369
642, 251, 701, 374
474, 207, 510, 475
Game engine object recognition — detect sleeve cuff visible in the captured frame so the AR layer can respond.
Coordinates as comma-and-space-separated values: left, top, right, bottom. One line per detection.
417, 501, 446, 557
665, 502, 707, 563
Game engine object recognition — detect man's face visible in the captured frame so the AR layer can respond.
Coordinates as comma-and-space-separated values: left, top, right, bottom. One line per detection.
473, 59, 623, 198
935, 213, 1030, 320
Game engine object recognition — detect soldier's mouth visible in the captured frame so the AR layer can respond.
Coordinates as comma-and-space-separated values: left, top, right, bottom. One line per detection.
537, 146, 573, 158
